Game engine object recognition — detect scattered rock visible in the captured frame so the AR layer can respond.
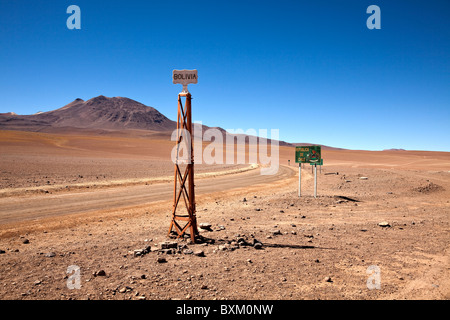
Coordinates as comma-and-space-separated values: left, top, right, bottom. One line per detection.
253, 242, 263, 250
44, 252, 56, 258
0, 249, 6, 254
324, 277, 332, 282
157, 257, 167, 263
34, 280, 42, 285
183, 249, 194, 255
236, 237, 247, 245
199, 223, 212, 231
271, 229, 281, 236
94, 270, 106, 277
378, 221, 391, 228
201, 285, 208, 290
359, 177, 368, 180
133, 246, 152, 257
194, 250, 205, 257
22, 239, 30, 244
160, 241, 178, 249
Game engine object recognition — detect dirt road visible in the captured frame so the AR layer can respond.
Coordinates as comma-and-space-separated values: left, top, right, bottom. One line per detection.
0, 165, 294, 225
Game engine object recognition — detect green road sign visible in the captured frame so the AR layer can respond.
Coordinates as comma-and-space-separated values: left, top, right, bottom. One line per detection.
309, 159, 323, 166
295, 145, 322, 164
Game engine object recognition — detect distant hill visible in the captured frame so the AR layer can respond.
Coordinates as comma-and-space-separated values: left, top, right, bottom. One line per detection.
0, 95, 334, 148
291, 143, 344, 151
0, 96, 176, 132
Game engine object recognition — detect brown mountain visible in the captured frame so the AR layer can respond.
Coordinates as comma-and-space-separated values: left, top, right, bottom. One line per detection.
0, 96, 176, 132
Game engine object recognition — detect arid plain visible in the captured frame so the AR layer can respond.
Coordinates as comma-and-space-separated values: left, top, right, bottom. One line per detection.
0, 128, 449, 300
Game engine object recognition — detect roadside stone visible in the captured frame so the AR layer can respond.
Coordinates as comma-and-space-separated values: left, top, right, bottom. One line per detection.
253, 242, 263, 249
271, 229, 281, 235
199, 223, 212, 231
194, 250, 205, 257
94, 270, 106, 277
160, 249, 173, 255
0, 249, 5, 254
44, 252, 56, 258
359, 177, 368, 180
22, 239, 30, 244
324, 277, 332, 282
160, 241, 178, 249
183, 249, 194, 255
378, 221, 391, 228
236, 237, 247, 245
157, 257, 167, 263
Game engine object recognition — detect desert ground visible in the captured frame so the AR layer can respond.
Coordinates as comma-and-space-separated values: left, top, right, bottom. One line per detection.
0, 129, 449, 300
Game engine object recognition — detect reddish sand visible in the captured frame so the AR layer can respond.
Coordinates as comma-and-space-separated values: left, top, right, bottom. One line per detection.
0, 130, 449, 300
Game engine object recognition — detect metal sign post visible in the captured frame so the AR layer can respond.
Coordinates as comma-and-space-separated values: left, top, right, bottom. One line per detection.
314, 164, 317, 198
298, 163, 301, 197
168, 70, 199, 243
295, 145, 323, 198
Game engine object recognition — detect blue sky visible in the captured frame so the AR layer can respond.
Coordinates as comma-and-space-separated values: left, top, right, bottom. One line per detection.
0, 0, 449, 151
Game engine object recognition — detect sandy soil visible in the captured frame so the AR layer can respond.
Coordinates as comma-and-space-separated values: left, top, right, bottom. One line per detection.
0, 130, 246, 195
0, 130, 449, 300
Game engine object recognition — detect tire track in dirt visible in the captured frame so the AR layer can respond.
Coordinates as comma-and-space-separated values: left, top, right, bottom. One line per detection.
0, 165, 295, 225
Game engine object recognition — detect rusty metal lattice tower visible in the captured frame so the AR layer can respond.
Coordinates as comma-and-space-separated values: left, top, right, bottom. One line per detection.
168, 92, 198, 242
